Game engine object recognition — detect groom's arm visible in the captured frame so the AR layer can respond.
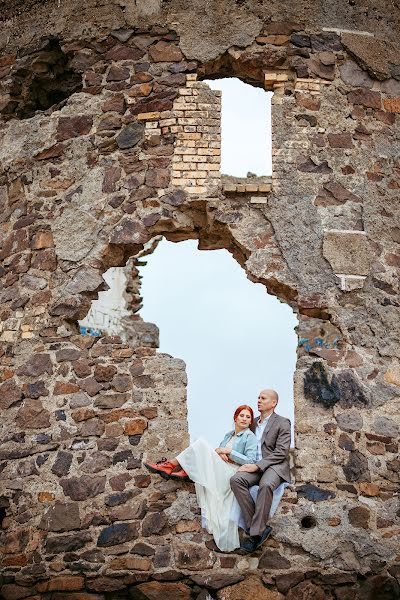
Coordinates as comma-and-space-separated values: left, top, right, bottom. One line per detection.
256, 419, 291, 474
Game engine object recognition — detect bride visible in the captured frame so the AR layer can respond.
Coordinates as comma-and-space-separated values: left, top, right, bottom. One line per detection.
144, 405, 257, 551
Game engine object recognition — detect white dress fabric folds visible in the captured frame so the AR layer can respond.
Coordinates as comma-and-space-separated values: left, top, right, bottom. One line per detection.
176, 436, 240, 552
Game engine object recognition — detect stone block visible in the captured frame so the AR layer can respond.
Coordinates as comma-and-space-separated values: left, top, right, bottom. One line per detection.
323, 230, 371, 276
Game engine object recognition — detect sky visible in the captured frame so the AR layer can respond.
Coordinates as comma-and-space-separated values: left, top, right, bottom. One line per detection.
138, 75, 296, 446
139, 239, 298, 446
206, 78, 273, 176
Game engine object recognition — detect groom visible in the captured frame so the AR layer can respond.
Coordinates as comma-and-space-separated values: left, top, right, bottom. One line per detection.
230, 389, 291, 553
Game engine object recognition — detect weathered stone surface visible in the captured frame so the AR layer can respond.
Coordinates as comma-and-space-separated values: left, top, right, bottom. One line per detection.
52, 208, 100, 262
339, 60, 373, 88
342, 33, 400, 80
60, 476, 106, 501
296, 483, 336, 502
56, 116, 93, 141
217, 576, 283, 600
336, 411, 363, 433
142, 511, 167, 536
286, 581, 326, 600
174, 540, 215, 570
259, 549, 291, 569
39, 502, 80, 532
0, 379, 22, 409
116, 122, 145, 149
51, 451, 73, 476
45, 532, 92, 554
149, 41, 183, 62
343, 451, 370, 482
348, 505, 370, 529
17, 353, 53, 377
110, 218, 148, 245
372, 416, 398, 438
133, 581, 191, 600
191, 573, 244, 590
323, 231, 371, 276
275, 572, 305, 594
97, 522, 139, 547
16, 399, 50, 429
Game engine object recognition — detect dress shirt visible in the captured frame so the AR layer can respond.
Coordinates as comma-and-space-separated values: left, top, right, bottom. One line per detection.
255, 413, 272, 461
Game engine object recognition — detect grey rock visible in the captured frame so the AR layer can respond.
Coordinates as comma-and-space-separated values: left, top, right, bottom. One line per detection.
336, 411, 363, 432
39, 502, 81, 532
52, 207, 100, 262
116, 122, 145, 149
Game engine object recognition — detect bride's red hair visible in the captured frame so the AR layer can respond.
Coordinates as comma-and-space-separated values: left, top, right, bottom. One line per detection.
233, 405, 254, 426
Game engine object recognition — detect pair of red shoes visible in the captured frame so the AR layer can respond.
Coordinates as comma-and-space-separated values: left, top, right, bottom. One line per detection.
144, 458, 191, 481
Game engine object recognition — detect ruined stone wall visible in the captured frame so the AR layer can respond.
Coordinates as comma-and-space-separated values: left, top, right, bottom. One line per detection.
0, 2, 400, 599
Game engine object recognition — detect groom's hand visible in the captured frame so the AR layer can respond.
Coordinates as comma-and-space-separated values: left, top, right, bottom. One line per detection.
238, 464, 259, 473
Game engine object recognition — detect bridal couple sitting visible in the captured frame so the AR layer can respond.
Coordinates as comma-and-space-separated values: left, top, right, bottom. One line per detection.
144, 389, 291, 553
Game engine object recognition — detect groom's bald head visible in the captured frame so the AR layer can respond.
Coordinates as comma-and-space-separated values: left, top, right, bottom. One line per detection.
258, 389, 279, 413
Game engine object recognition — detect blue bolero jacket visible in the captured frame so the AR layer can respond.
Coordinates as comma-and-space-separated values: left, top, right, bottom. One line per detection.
219, 428, 257, 465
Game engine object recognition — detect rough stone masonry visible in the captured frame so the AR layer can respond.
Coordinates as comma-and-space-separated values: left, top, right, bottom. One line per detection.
0, 0, 399, 598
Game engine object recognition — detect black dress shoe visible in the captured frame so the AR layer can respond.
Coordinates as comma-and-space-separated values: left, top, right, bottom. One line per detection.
253, 525, 272, 550
240, 535, 257, 553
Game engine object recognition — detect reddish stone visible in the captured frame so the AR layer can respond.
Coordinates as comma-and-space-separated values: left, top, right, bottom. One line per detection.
101, 407, 137, 423
56, 349, 81, 362
375, 110, 396, 124
347, 88, 381, 108
73, 359, 92, 378
60, 475, 106, 501
149, 41, 183, 62
101, 94, 125, 113
140, 407, 157, 419
348, 505, 370, 529
110, 473, 132, 491
94, 363, 118, 382
71, 407, 96, 422
342, 165, 355, 175
34, 143, 65, 160
105, 46, 145, 61
0, 379, 22, 409
98, 115, 122, 131
145, 168, 170, 188
134, 474, 151, 488
328, 133, 353, 148
123, 417, 147, 435
106, 65, 130, 82
383, 97, 400, 113
31, 249, 57, 271
345, 351, 363, 367
54, 381, 80, 395
79, 377, 103, 396
295, 94, 320, 111
31, 231, 54, 249
36, 576, 84, 592
112, 374, 132, 392
16, 399, 50, 429
0, 584, 32, 600
17, 354, 53, 377
110, 217, 148, 245
366, 441, 385, 455
359, 482, 380, 496
386, 253, 400, 267
56, 116, 93, 141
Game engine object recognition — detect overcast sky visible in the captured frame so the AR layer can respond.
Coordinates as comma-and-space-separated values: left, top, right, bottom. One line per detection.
139, 79, 297, 446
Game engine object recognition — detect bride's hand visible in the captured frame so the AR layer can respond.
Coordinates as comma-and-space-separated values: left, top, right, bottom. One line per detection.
215, 447, 231, 455
219, 453, 229, 462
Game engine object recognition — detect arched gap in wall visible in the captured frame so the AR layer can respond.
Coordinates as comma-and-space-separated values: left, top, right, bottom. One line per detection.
79, 239, 298, 446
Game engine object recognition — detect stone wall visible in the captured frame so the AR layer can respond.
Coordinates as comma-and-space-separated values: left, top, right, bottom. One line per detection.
0, 3, 400, 599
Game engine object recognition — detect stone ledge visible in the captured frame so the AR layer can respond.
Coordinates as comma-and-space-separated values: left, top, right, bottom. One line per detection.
222, 175, 272, 194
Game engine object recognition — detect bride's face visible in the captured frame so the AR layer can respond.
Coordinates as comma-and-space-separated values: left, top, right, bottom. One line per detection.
235, 409, 252, 430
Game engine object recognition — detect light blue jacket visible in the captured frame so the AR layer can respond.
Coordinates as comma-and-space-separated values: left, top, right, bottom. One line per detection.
219, 428, 257, 465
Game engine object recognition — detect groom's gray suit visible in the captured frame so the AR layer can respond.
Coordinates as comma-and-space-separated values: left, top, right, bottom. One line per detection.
230, 412, 291, 537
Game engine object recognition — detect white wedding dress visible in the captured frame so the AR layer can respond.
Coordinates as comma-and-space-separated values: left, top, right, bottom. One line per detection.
176, 436, 241, 551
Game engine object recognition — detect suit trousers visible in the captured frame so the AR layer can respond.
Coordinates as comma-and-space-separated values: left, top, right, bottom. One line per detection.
230, 468, 283, 536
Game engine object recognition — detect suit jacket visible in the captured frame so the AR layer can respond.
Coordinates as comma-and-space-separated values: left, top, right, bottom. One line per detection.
219, 428, 257, 465
251, 412, 291, 482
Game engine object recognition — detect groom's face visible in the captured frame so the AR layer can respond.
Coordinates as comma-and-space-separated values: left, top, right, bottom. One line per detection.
258, 390, 277, 413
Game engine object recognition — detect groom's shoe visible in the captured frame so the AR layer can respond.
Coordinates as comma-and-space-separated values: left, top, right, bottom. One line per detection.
253, 526, 273, 550
240, 526, 273, 553
143, 458, 176, 479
